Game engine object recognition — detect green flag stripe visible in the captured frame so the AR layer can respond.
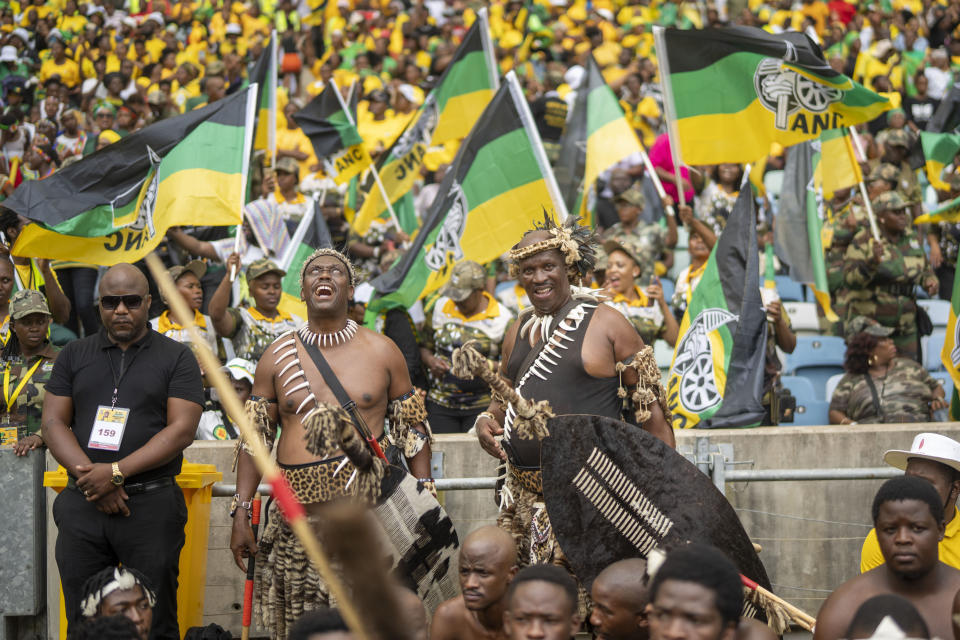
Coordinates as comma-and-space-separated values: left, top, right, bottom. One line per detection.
585, 84, 628, 137
433, 50, 491, 111
460, 128, 539, 208
158, 120, 245, 180
921, 131, 960, 165
670, 52, 764, 119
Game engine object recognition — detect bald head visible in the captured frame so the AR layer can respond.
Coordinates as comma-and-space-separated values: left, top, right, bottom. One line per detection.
462, 526, 517, 566
590, 558, 650, 640
99, 263, 149, 297
594, 558, 649, 608
458, 526, 518, 611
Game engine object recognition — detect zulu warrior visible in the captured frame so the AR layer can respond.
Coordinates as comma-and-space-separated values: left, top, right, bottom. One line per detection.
230, 248, 434, 639
474, 216, 674, 611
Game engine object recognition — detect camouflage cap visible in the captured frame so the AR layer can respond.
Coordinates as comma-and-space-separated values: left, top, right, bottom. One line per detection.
441, 260, 485, 302
872, 191, 911, 212
947, 172, 960, 191
603, 238, 644, 271
614, 184, 645, 209
246, 258, 285, 281
168, 259, 206, 282
845, 315, 894, 340
884, 128, 911, 148
9, 289, 50, 320
275, 156, 299, 176
868, 163, 899, 183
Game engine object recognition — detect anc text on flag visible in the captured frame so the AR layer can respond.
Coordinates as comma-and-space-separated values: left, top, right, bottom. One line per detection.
293, 80, 372, 185
351, 14, 498, 235
363, 76, 558, 321
554, 53, 643, 226
8, 87, 256, 265
656, 26, 890, 165
920, 131, 960, 192
667, 186, 768, 429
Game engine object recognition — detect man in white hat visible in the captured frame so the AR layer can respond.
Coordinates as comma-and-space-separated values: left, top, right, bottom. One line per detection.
195, 358, 255, 440
860, 433, 960, 572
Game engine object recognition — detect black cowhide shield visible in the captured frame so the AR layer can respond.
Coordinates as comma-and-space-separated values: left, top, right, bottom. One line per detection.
373, 464, 460, 615
541, 415, 770, 592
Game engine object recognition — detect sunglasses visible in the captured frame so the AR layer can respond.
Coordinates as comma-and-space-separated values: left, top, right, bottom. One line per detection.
100, 295, 143, 310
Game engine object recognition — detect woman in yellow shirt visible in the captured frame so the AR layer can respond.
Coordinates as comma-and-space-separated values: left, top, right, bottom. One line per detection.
38, 37, 80, 90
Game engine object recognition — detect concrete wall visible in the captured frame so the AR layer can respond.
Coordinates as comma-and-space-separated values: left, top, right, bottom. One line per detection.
43, 424, 960, 638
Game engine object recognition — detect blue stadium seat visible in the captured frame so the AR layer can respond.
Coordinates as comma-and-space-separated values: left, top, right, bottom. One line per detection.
659, 277, 675, 303
783, 302, 820, 334
783, 336, 847, 399
924, 328, 947, 372
918, 299, 951, 328
931, 371, 955, 400
825, 373, 845, 403
781, 375, 830, 426
774, 275, 805, 302
668, 249, 690, 282
654, 339, 675, 369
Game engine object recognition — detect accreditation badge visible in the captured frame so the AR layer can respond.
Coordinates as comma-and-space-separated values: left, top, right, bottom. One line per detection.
88, 406, 130, 451
0, 425, 17, 447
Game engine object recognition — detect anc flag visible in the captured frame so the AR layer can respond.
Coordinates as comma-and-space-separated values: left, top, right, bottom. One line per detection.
363, 73, 560, 322
249, 31, 278, 157
655, 26, 891, 165
667, 186, 768, 428
774, 140, 838, 321
920, 131, 960, 192
914, 194, 960, 224
943, 259, 960, 420
8, 87, 256, 265
352, 13, 499, 235
293, 79, 371, 185
816, 126, 862, 198
554, 53, 643, 227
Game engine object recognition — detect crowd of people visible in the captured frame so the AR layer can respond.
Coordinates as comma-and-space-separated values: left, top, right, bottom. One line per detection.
4, 0, 960, 637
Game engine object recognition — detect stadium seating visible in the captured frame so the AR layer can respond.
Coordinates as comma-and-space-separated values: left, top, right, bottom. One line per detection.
668, 248, 690, 282
774, 275, 804, 302
918, 299, 951, 328
783, 335, 846, 399
931, 371, 955, 400
825, 372, 845, 403
783, 301, 821, 335
659, 277, 675, 303
924, 328, 947, 372
780, 375, 830, 426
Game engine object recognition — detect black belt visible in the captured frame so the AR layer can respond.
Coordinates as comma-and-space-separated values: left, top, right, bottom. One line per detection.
878, 283, 916, 297
67, 476, 175, 495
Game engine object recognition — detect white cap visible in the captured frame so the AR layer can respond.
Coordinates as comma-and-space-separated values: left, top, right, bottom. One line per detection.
146, 11, 165, 25
564, 65, 585, 89
397, 83, 420, 105
224, 358, 256, 384
225, 22, 243, 35
0, 46, 18, 63
884, 433, 960, 475
9, 27, 29, 44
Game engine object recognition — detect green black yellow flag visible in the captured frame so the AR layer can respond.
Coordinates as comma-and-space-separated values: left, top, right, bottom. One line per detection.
554, 53, 644, 227
914, 194, 960, 224
667, 186, 768, 428
920, 131, 960, 192
364, 72, 562, 322
293, 80, 371, 185
8, 87, 256, 265
655, 26, 891, 164
352, 12, 499, 235
249, 31, 277, 158
943, 260, 960, 420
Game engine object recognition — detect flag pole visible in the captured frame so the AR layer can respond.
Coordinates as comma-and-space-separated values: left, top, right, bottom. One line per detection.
268, 29, 278, 170
637, 142, 676, 219
847, 126, 881, 242
477, 8, 500, 90
505, 71, 570, 221
234, 83, 259, 281
330, 79, 404, 234
652, 25, 686, 209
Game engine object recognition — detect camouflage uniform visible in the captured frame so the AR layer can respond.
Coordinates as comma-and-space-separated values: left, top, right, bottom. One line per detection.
882, 129, 922, 203
2, 352, 58, 436
829, 357, 939, 423
602, 236, 668, 345
602, 185, 668, 279
824, 199, 870, 336
225, 259, 303, 363
843, 192, 936, 360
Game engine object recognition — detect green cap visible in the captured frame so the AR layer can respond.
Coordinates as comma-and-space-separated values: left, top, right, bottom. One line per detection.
868, 162, 899, 183
883, 128, 912, 148
603, 237, 644, 271
10, 289, 50, 320
441, 260, 485, 302
872, 191, 911, 212
614, 184, 645, 209
845, 315, 895, 340
168, 259, 206, 282
246, 258, 285, 281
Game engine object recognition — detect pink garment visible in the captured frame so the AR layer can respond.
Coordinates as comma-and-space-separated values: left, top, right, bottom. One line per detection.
649, 133, 694, 203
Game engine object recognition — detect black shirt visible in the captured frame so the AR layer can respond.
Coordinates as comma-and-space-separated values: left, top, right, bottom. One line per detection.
46, 328, 204, 483
530, 94, 568, 143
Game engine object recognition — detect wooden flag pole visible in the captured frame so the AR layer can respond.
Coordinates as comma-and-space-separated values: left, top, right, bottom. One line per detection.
144, 253, 373, 640
652, 26, 686, 209
847, 127, 881, 242
638, 143, 676, 219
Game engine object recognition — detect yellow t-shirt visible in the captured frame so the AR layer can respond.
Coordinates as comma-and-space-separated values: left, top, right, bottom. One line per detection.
39, 57, 80, 88
861, 505, 960, 572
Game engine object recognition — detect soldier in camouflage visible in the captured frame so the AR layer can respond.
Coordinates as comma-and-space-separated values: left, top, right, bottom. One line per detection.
829, 316, 946, 424
601, 184, 677, 280
879, 129, 923, 218
843, 192, 938, 361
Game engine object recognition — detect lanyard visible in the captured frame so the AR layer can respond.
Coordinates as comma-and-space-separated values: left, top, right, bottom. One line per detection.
3, 357, 43, 413
106, 346, 141, 408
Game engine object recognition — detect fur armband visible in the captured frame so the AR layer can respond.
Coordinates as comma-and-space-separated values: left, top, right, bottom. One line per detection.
388, 388, 433, 458
616, 346, 672, 425
232, 397, 278, 472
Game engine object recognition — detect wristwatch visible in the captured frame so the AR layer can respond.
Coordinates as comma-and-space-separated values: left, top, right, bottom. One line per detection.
111, 462, 124, 486
230, 493, 253, 518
